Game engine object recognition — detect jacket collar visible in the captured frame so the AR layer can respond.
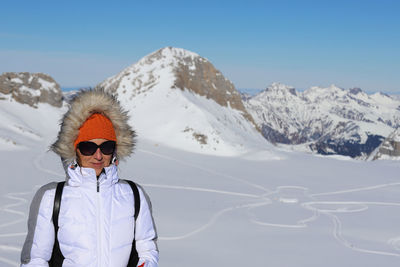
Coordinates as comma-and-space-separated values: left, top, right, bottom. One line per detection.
66, 163, 119, 190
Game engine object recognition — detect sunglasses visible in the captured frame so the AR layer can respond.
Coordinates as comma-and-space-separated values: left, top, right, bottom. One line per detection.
77, 141, 116, 156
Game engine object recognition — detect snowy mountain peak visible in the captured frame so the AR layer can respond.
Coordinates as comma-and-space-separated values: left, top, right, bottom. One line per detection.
265, 82, 297, 96
98, 47, 268, 156
148, 46, 201, 62
349, 87, 363, 95
329, 84, 344, 90
305, 84, 344, 95
0, 72, 63, 108
132, 47, 203, 72
101, 47, 256, 124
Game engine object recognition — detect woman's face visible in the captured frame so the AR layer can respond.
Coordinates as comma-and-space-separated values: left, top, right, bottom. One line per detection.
76, 138, 113, 176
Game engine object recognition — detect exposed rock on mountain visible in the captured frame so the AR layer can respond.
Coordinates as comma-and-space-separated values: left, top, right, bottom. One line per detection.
170, 49, 252, 120
101, 46, 257, 128
98, 47, 270, 156
0, 72, 63, 108
370, 128, 400, 160
244, 82, 400, 158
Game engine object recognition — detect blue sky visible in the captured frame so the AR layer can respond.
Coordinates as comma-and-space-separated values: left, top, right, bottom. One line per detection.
1, 0, 399, 93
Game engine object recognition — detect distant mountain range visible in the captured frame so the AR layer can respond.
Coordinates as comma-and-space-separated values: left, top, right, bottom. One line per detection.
1, 47, 399, 160
244, 83, 400, 158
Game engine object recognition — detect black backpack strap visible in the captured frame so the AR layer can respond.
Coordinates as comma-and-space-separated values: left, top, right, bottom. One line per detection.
124, 180, 141, 267
125, 180, 140, 220
49, 181, 65, 267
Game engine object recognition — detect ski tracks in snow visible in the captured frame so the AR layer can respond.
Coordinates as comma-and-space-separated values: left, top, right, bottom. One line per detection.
3, 147, 400, 265
138, 148, 271, 193
139, 148, 400, 258
0, 151, 59, 266
0, 191, 31, 266
142, 149, 400, 259
306, 183, 400, 257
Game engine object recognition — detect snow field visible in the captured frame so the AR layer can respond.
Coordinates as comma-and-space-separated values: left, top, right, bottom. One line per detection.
1, 92, 400, 266
1, 136, 400, 266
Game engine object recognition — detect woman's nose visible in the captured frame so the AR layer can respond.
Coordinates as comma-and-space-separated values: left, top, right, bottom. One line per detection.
93, 148, 103, 160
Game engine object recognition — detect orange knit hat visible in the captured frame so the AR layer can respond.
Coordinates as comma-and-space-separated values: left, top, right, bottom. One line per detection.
74, 113, 117, 148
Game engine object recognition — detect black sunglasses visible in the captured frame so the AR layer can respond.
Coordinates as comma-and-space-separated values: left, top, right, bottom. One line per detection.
77, 141, 116, 156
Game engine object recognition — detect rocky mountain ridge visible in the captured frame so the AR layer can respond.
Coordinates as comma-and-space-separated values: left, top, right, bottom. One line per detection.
244, 82, 400, 158
369, 128, 400, 160
0, 72, 63, 108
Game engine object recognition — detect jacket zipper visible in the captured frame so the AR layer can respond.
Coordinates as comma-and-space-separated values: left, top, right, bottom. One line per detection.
96, 179, 102, 267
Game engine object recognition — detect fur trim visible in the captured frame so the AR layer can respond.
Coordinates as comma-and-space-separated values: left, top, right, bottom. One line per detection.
51, 88, 136, 165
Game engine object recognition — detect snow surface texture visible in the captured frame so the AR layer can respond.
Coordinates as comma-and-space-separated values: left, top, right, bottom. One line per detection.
1, 100, 400, 267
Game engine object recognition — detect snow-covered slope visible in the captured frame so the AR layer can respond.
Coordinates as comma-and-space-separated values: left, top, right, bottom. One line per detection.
0, 72, 66, 153
245, 83, 400, 158
1, 119, 400, 267
0, 97, 65, 152
99, 47, 273, 157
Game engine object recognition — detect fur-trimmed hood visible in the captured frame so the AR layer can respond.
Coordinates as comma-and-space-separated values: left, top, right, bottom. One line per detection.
51, 88, 136, 166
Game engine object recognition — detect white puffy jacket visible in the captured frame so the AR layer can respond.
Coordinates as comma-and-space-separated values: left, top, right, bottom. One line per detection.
21, 164, 159, 267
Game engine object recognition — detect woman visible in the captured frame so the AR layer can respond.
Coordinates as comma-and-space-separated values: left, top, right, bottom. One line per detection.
21, 89, 159, 267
